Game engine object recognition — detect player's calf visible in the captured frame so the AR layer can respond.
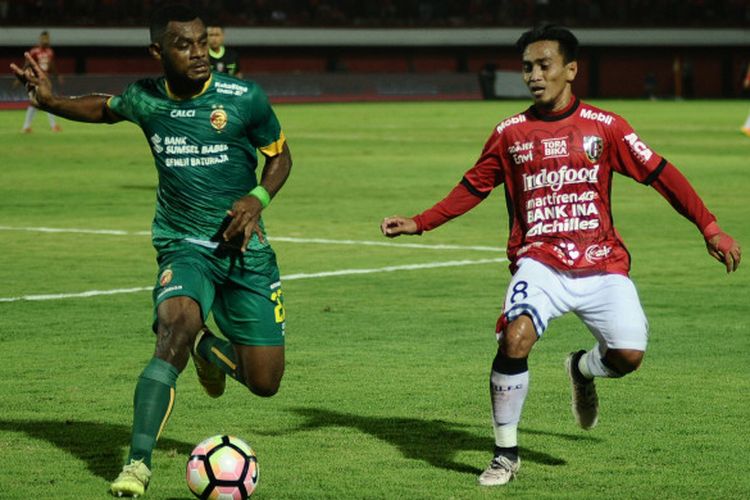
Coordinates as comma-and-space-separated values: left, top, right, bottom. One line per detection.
566, 350, 599, 430
603, 348, 644, 375
192, 327, 226, 398
155, 297, 204, 370
235, 344, 285, 397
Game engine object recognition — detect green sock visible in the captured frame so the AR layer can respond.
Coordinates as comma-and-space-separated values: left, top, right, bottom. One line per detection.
197, 334, 245, 385
127, 357, 179, 469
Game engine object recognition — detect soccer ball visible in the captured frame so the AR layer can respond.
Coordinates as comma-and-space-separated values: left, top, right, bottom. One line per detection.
186, 435, 259, 499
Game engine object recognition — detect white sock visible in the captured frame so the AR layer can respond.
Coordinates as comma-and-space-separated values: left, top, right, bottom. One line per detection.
490, 370, 529, 447
579, 348, 618, 378
47, 112, 57, 128
23, 106, 36, 129
744, 114, 750, 129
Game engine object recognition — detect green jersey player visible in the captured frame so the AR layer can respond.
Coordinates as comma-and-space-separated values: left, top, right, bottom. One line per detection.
12, 5, 292, 498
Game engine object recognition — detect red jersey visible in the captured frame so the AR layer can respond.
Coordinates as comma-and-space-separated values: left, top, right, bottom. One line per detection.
29, 46, 54, 72
414, 97, 716, 276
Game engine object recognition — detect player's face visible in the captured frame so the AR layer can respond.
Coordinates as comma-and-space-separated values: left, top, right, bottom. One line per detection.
522, 40, 577, 111
158, 18, 210, 84
207, 27, 224, 51
39, 33, 50, 47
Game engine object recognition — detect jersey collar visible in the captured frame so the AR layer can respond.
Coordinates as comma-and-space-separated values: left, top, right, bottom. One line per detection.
164, 74, 213, 101
529, 96, 580, 122
209, 46, 225, 59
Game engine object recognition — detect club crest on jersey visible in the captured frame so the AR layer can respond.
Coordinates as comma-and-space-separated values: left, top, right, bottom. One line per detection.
159, 269, 173, 286
583, 135, 603, 162
210, 108, 228, 131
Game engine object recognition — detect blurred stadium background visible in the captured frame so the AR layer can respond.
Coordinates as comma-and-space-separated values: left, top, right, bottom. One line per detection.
1, 0, 749, 105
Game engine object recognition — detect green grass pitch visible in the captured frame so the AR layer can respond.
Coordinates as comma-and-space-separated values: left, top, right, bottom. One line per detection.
0, 99, 748, 499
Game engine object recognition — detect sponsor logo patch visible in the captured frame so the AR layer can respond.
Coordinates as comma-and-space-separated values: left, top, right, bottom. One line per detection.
583, 135, 603, 162
584, 244, 612, 263
170, 109, 196, 118
150, 133, 163, 154
508, 140, 534, 165
623, 133, 653, 163
523, 165, 600, 192
541, 136, 568, 159
580, 108, 614, 125
550, 241, 580, 266
496, 114, 526, 134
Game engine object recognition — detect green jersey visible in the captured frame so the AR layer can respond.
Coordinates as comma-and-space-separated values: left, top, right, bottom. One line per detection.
107, 73, 285, 251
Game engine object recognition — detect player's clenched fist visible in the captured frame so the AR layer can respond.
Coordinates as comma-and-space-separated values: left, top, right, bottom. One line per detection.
380, 216, 419, 238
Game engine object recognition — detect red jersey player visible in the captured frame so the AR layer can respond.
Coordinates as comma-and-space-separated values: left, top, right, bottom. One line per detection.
21, 31, 61, 133
381, 25, 741, 486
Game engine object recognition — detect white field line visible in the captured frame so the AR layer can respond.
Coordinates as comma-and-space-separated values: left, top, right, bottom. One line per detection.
0, 257, 508, 303
0, 225, 150, 236
271, 236, 503, 252
0, 226, 505, 252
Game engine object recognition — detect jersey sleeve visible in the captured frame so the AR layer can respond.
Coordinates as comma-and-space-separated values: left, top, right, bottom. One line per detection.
611, 116, 716, 233
412, 127, 504, 232
244, 84, 284, 157
106, 81, 143, 125
649, 163, 716, 233
462, 129, 505, 197
610, 116, 666, 184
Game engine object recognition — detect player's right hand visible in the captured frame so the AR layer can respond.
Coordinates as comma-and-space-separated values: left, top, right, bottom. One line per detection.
380, 216, 418, 238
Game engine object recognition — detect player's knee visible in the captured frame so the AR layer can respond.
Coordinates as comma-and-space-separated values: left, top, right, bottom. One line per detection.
241, 365, 284, 398
605, 349, 644, 375
500, 315, 537, 358
246, 378, 281, 398
155, 298, 203, 365
157, 298, 202, 338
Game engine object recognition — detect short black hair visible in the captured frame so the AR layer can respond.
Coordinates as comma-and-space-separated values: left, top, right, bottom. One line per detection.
149, 4, 202, 43
516, 25, 579, 64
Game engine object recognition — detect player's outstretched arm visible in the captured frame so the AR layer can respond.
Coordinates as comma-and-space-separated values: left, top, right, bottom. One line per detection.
704, 222, 741, 273
223, 142, 293, 251
642, 159, 741, 273
380, 217, 419, 238
10, 52, 120, 123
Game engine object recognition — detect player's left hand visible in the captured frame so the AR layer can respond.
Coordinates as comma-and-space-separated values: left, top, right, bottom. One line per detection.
223, 195, 264, 252
9, 52, 53, 108
705, 230, 741, 273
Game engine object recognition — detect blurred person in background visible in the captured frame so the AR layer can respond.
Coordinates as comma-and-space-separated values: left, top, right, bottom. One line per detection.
207, 24, 243, 78
18, 31, 62, 133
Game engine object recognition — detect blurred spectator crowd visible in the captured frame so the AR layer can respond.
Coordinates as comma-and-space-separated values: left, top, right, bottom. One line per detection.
1, 0, 748, 27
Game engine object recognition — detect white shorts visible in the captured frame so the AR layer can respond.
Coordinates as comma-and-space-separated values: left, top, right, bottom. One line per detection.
498, 258, 649, 352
